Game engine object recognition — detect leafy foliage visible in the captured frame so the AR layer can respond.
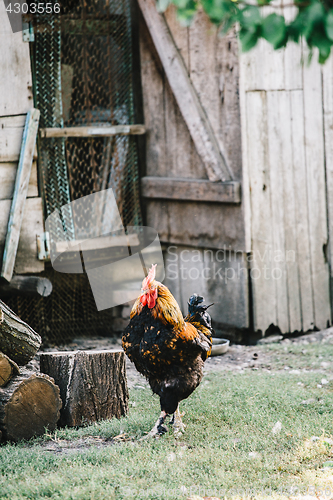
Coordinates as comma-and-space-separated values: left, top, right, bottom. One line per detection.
157, 0, 333, 63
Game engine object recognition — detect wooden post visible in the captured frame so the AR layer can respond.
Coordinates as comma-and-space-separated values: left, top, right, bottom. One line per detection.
0, 275, 53, 297
1, 109, 40, 283
40, 350, 129, 427
137, 0, 232, 182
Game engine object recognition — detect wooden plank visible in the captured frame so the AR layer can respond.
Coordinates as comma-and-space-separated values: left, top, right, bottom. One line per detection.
266, 90, 301, 332
0, 276, 52, 297
164, 5, 190, 71
147, 200, 246, 250
323, 53, 333, 318
241, 1, 302, 92
139, 15, 168, 176
0, 1, 33, 116
241, 38, 285, 92
239, 53, 252, 254
137, 0, 232, 182
161, 7, 208, 179
266, 90, 289, 332
290, 89, 315, 331
0, 115, 27, 163
0, 198, 44, 275
266, 91, 289, 333
40, 125, 145, 138
163, 245, 249, 328
216, 28, 243, 181
141, 177, 241, 203
55, 233, 140, 254
0, 161, 38, 200
245, 91, 277, 334
1, 109, 40, 282
302, 55, 331, 330
189, 10, 228, 172
279, 91, 302, 332
282, 1, 303, 91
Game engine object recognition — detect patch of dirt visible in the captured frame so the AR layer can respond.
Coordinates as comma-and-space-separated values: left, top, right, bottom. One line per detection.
36, 433, 132, 454
38, 326, 333, 388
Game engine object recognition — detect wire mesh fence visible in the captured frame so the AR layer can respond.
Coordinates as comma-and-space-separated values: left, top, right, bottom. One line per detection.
5, 0, 142, 344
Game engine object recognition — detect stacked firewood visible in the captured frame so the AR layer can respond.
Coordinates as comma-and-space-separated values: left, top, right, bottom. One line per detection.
0, 299, 129, 442
0, 299, 62, 442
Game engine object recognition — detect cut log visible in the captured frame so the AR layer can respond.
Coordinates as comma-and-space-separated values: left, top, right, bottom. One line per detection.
0, 299, 42, 365
0, 352, 19, 387
0, 275, 53, 297
40, 350, 129, 427
0, 368, 62, 441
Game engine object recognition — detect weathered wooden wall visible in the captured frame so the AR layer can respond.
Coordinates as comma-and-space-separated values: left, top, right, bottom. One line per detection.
240, 38, 331, 334
140, 7, 244, 249
0, 2, 44, 275
139, 6, 249, 329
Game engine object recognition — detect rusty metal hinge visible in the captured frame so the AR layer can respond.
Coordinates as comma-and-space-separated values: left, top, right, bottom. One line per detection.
22, 21, 35, 42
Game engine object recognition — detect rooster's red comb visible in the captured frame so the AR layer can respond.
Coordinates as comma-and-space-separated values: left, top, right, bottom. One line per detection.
142, 264, 157, 289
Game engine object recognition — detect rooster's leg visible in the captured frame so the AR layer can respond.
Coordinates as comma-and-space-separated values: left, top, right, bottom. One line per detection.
173, 405, 186, 438
141, 411, 168, 439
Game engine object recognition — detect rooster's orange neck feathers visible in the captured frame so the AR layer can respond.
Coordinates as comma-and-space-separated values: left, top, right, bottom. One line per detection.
131, 265, 184, 331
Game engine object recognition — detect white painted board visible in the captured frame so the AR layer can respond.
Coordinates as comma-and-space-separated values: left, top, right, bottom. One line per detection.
0, 198, 44, 274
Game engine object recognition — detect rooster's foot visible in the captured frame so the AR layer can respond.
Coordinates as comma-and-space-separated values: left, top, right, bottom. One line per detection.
140, 411, 168, 440
173, 406, 186, 438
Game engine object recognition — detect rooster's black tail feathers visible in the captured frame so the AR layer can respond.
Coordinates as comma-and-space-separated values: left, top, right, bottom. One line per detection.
186, 293, 214, 333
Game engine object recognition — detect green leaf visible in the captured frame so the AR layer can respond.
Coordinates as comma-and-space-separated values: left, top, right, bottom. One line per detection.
319, 47, 331, 63
325, 10, 333, 41
202, 0, 235, 23
303, 2, 325, 39
240, 5, 261, 29
323, 461, 333, 468
156, 0, 171, 12
220, 14, 237, 34
261, 13, 286, 48
176, 7, 197, 26
288, 16, 304, 43
239, 26, 260, 51
172, 0, 193, 8
310, 29, 332, 62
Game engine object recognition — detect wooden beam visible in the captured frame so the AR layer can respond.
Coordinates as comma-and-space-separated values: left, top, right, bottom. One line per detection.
137, 0, 232, 182
0, 276, 53, 297
40, 124, 146, 138
141, 177, 241, 203
1, 109, 40, 283
55, 233, 140, 254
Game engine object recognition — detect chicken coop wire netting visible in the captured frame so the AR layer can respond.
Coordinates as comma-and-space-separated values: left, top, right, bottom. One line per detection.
5, 0, 142, 345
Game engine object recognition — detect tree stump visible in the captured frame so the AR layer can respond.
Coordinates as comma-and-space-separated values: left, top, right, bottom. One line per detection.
40, 350, 129, 427
0, 368, 62, 441
0, 352, 19, 387
0, 299, 41, 365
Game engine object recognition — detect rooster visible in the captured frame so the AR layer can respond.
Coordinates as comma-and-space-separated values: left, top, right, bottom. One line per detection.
122, 264, 214, 438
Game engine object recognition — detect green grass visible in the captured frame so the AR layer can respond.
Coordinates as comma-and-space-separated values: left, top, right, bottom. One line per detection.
259, 340, 333, 371
1, 341, 333, 499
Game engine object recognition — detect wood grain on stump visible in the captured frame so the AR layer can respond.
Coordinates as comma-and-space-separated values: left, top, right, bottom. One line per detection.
0, 352, 19, 387
0, 368, 62, 441
0, 299, 41, 365
40, 350, 128, 427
